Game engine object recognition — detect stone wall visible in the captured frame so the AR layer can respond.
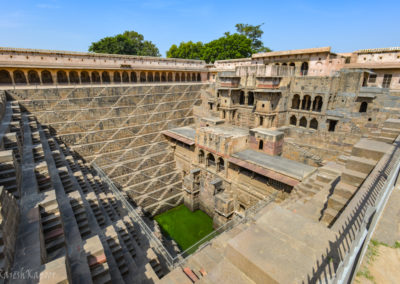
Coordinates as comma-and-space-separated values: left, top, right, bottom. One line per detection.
7, 83, 209, 216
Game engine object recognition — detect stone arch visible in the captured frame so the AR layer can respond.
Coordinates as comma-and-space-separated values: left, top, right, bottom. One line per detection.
167, 72, 173, 82
312, 96, 323, 112
218, 157, 225, 171
181, 73, 186, 82
207, 153, 215, 167
91, 71, 100, 83
13, 70, 27, 84
28, 70, 41, 84
301, 62, 309, 76
154, 72, 160, 82
41, 70, 53, 84
359, 101, 368, 113
239, 91, 245, 105
113, 72, 121, 83
259, 116, 264, 126
102, 71, 110, 83
289, 62, 295, 67
192, 73, 196, 81
122, 71, 129, 83
57, 70, 68, 84
175, 73, 180, 82
131, 72, 137, 82
198, 150, 205, 163
69, 71, 79, 84
290, 115, 297, 125
301, 95, 312, 110
299, 116, 307, 127
161, 72, 167, 82
81, 71, 90, 84
147, 72, 153, 82
0, 70, 12, 84
197, 73, 201, 81
140, 72, 146, 82
291, 94, 300, 109
310, 118, 318, 129
248, 92, 254, 106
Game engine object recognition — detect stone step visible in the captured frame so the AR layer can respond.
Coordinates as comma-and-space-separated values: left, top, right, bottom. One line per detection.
351, 138, 390, 161
321, 207, 339, 225
383, 118, 400, 130
345, 155, 376, 174
0, 176, 16, 186
341, 169, 368, 187
42, 218, 62, 232
381, 127, 400, 135
225, 205, 336, 284
334, 182, 358, 199
327, 194, 347, 212
374, 136, 395, 144
337, 155, 349, 165
319, 161, 344, 176
297, 184, 318, 196
91, 263, 111, 283
316, 173, 334, 184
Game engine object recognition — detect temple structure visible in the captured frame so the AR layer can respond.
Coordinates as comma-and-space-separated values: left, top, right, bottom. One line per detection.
0, 46, 400, 283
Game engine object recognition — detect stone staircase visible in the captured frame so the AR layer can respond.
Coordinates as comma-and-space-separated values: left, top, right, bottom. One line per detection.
282, 162, 343, 222
0, 94, 180, 282
321, 138, 391, 225
370, 118, 400, 143
7, 84, 205, 216
162, 204, 339, 284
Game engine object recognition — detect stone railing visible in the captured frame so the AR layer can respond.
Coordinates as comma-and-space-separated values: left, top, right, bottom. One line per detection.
308, 136, 400, 283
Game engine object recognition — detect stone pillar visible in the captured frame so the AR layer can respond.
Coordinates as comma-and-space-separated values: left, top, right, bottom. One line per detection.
24, 71, 29, 85
213, 192, 234, 228
183, 169, 201, 211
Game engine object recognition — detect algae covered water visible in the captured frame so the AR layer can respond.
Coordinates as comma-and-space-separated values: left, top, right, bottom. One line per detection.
154, 204, 214, 251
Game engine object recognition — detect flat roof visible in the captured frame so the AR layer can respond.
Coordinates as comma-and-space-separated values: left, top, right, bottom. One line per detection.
200, 125, 249, 138
346, 63, 400, 69
0, 46, 205, 64
354, 47, 400, 54
231, 149, 315, 181
162, 127, 195, 145
252, 47, 331, 59
251, 128, 283, 136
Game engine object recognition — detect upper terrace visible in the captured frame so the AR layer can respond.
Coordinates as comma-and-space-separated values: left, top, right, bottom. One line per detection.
0, 47, 207, 70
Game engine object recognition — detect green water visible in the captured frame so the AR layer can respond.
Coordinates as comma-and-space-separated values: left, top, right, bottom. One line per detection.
154, 204, 214, 251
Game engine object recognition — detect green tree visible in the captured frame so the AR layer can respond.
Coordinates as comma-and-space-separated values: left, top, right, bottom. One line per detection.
166, 41, 204, 59
89, 30, 160, 57
201, 32, 253, 63
235, 23, 271, 53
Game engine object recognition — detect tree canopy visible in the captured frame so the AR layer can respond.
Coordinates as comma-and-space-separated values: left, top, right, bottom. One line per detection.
235, 23, 271, 53
166, 41, 204, 60
89, 30, 160, 57
201, 33, 253, 63
166, 23, 271, 63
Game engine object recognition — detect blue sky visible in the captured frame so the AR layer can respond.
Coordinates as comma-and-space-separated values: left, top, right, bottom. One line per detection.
0, 0, 399, 56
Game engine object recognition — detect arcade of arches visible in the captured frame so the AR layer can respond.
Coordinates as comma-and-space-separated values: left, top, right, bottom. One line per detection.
289, 115, 319, 130
291, 94, 323, 112
0, 69, 203, 85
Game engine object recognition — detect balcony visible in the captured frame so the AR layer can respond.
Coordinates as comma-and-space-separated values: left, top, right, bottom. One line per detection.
256, 77, 281, 89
